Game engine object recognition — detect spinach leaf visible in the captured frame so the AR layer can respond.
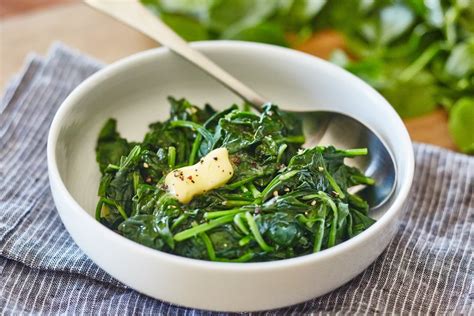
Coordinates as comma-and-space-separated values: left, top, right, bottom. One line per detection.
96, 119, 131, 174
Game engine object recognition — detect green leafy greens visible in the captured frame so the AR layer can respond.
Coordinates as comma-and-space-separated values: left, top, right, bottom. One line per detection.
95, 97, 376, 262
140, 0, 474, 153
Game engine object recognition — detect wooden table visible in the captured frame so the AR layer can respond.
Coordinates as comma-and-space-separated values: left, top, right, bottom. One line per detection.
0, 2, 456, 151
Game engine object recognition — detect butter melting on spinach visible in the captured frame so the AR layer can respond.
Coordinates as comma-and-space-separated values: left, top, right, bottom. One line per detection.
95, 97, 376, 262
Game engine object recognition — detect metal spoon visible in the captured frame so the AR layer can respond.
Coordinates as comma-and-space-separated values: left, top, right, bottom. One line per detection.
85, 0, 397, 210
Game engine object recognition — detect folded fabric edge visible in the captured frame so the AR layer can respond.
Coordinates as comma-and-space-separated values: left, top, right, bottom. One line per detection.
0, 255, 128, 291
412, 141, 474, 159
46, 41, 105, 69
0, 256, 137, 314
0, 53, 45, 114
0, 41, 105, 115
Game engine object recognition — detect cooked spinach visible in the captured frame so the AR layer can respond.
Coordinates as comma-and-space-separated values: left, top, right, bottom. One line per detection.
95, 97, 376, 262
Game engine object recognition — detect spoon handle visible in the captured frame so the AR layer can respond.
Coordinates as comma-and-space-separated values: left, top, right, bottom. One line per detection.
85, 0, 267, 109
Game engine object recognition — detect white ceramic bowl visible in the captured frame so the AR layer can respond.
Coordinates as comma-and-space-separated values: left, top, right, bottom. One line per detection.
47, 41, 414, 312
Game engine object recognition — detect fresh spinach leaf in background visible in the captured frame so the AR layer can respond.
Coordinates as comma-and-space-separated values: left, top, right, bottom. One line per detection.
227, 22, 288, 46
160, 14, 209, 41
449, 98, 474, 153
140, 0, 474, 153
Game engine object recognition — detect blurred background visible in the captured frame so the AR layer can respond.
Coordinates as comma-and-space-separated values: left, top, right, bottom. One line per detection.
1, 0, 473, 153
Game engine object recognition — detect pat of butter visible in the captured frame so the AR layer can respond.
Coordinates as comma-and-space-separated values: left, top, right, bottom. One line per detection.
165, 148, 234, 203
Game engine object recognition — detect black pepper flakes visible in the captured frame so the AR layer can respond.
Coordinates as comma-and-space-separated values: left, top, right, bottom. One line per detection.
231, 156, 241, 165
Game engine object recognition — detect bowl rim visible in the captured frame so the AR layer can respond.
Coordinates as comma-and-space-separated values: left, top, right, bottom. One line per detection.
47, 40, 415, 271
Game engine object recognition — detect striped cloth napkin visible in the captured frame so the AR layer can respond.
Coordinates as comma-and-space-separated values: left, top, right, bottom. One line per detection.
0, 43, 472, 315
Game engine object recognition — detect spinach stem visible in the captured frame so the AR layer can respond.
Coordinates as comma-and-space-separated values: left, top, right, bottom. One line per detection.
189, 134, 202, 165
97, 197, 128, 220
339, 148, 368, 157
279, 170, 300, 180
324, 170, 345, 199
234, 213, 250, 234
222, 200, 249, 207
277, 135, 305, 144
276, 144, 287, 164
296, 213, 322, 228
245, 212, 273, 252
204, 208, 245, 219
168, 146, 176, 169
348, 194, 367, 210
222, 193, 253, 201
105, 164, 119, 171
322, 148, 368, 159
97, 174, 112, 199
95, 200, 105, 221
177, 136, 186, 163
347, 213, 353, 237
132, 171, 140, 193
261, 170, 299, 201
318, 192, 338, 247
226, 176, 259, 189
238, 235, 252, 246
199, 232, 216, 261
351, 175, 375, 185
112, 201, 128, 220
174, 214, 234, 241
313, 219, 325, 252
121, 146, 141, 169
171, 213, 188, 231
247, 183, 261, 199
170, 120, 214, 143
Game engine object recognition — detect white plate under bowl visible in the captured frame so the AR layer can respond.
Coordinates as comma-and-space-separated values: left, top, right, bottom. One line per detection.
47, 41, 414, 312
